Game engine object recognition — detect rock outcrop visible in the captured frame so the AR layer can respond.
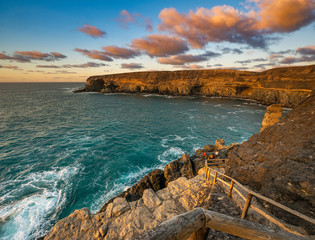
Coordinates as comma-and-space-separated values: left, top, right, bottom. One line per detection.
226, 91, 315, 233
100, 153, 199, 213
77, 65, 315, 107
260, 104, 283, 132
164, 153, 195, 185
44, 170, 243, 240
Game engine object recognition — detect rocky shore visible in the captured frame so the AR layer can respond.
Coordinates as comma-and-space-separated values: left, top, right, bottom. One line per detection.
75, 64, 315, 108
43, 72, 315, 239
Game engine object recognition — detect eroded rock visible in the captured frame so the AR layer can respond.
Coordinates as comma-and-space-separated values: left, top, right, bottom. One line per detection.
260, 104, 283, 132
164, 153, 195, 185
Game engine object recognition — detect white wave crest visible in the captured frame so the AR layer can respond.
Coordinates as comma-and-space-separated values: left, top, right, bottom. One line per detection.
0, 166, 80, 240
158, 147, 184, 164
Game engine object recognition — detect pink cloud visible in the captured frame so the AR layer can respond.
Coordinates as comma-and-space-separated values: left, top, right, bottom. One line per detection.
0, 51, 66, 62
78, 24, 106, 38
116, 10, 153, 32
256, 0, 315, 32
131, 34, 189, 57
75, 46, 139, 61
175, 64, 204, 69
157, 54, 209, 65
121, 63, 143, 69
280, 57, 298, 64
102, 46, 140, 59
75, 48, 113, 61
158, 7, 262, 48
269, 54, 283, 60
37, 62, 107, 68
158, 0, 315, 48
296, 45, 315, 55
0, 65, 21, 70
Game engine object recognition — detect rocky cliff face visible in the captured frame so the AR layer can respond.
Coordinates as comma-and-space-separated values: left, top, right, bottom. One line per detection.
78, 65, 315, 107
226, 91, 315, 233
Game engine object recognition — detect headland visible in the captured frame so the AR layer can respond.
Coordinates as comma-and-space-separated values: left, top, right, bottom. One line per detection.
76, 64, 315, 108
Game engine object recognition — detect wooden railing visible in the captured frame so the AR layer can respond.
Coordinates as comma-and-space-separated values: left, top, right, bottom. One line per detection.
136, 208, 308, 240
204, 160, 315, 237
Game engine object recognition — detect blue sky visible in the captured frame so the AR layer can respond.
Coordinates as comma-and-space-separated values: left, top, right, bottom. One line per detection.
0, 0, 315, 82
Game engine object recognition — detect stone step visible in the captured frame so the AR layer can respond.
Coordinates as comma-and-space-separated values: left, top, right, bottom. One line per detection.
44, 170, 244, 240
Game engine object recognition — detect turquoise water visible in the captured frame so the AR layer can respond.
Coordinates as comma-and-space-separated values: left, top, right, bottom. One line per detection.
0, 83, 267, 239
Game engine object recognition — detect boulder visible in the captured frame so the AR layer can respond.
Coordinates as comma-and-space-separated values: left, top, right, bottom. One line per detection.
99, 169, 165, 212
214, 139, 225, 150
260, 104, 282, 132
203, 144, 215, 152
164, 153, 195, 185
44, 208, 98, 240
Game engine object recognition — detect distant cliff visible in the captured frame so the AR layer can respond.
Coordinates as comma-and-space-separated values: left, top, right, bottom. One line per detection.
77, 65, 315, 107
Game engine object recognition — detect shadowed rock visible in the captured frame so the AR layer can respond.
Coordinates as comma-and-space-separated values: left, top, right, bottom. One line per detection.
226, 91, 315, 233
164, 153, 195, 185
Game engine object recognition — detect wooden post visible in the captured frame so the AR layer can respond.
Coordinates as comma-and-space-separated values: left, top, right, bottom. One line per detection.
228, 180, 234, 197
136, 208, 307, 240
212, 171, 217, 185
206, 168, 211, 182
242, 193, 253, 219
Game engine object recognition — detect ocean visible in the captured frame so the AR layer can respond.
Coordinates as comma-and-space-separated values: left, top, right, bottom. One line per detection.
0, 82, 268, 239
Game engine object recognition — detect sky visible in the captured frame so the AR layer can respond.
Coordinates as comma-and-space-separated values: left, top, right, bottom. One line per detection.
0, 0, 315, 82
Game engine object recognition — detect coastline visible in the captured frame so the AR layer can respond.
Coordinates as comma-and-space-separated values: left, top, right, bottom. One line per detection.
75, 64, 315, 108
42, 68, 315, 239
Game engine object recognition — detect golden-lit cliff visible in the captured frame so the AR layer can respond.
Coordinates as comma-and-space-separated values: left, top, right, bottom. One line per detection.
79, 65, 315, 107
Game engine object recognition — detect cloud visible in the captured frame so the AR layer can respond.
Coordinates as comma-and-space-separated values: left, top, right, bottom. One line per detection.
121, 63, 144, 69
116, 10, 153, 32
158, 7, 267, 48
131, 34, 189, 57
276, 45, 315, 64
269, 49, 294, 54
221, 48, 243, 54
37, 62, 108, 68
158, 0, 315, 48
253, 62, 276, 69
15, 51, 66, 61
296, 45, 315, 55
202, 51, 221, 58
0, 65, 21, 70
46, 70, 76, 74
256, 0, 315, 32
235, 58, 266, 64
269, 54, 283, 60
0, 51, 66, 62
75, 46, 139, 61
211, 66, 249, 70
75, 48, 113, 61
158, 53, 208, 65
176, 64, 204, 69
280, 55, 315, 64
78, 24, 106, 38
102, 46, 141, 59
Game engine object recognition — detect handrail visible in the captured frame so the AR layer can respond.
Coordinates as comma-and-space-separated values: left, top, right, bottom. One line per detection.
204, 160, 315, 237
135, 208, 308, 240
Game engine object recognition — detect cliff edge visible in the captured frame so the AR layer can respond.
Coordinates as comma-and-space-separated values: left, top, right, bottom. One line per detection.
77, 65, 315, 107
226, 91, 315, 233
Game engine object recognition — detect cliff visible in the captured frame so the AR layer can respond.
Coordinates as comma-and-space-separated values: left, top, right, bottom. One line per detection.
226, 91, 315, 233
78, 65, 315, 107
